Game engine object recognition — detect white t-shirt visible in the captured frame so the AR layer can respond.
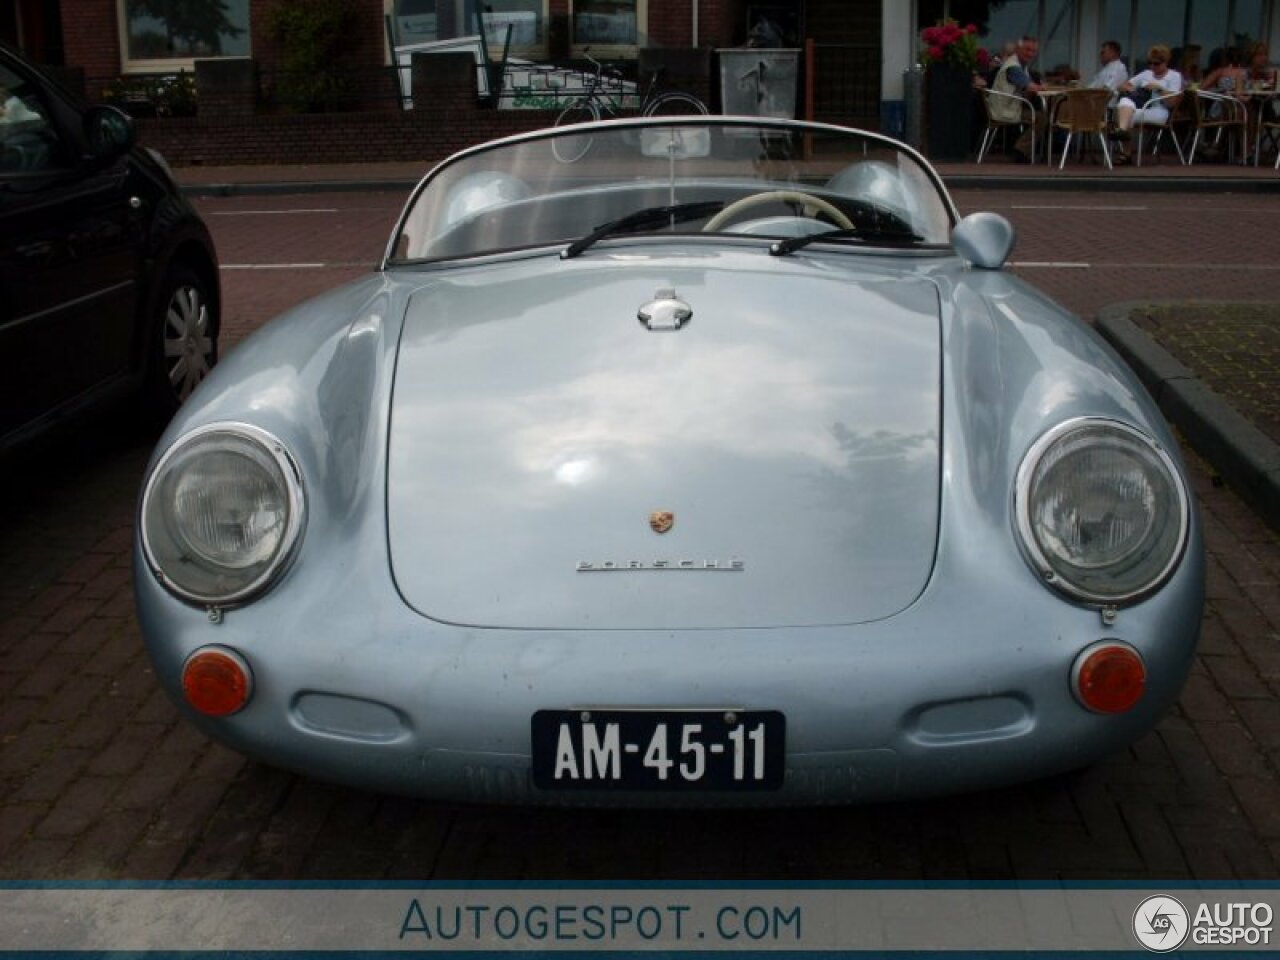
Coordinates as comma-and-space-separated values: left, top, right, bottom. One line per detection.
1127, 68, 1183, 97
1089, 59, 1129, 91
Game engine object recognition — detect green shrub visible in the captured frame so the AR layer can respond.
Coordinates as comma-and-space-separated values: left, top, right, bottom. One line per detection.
266, 0, 358, 112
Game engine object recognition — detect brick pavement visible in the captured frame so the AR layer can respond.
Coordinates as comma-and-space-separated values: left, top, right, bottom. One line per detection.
0, 189, 1278, 881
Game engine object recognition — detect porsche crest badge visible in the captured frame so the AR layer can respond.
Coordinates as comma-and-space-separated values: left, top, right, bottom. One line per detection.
649, 511, 675, 534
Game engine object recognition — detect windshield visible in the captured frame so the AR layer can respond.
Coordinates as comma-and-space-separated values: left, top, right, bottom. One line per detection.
390, 118, 956, 263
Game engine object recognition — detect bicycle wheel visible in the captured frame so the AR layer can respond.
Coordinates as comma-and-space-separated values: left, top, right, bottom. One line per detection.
642, 91, 708, 118
552, 99, 600, 163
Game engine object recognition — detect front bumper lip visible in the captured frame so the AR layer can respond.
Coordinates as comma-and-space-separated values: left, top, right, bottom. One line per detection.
161, 635, 1183, 806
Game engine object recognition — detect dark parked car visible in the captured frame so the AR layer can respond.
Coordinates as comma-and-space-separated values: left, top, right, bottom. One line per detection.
0, 42, 219, 452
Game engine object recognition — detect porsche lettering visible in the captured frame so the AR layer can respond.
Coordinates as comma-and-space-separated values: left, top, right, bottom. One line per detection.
577, 559, 745, 572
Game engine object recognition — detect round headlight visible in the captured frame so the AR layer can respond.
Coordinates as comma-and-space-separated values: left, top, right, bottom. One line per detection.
141, 424, 305, 605
1015, 419, 1189, 605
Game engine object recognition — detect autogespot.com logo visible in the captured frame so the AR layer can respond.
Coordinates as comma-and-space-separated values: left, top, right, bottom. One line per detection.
1133, 895, 1190, 952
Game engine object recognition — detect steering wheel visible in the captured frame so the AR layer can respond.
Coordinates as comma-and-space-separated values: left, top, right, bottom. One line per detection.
703, 190, 855, 233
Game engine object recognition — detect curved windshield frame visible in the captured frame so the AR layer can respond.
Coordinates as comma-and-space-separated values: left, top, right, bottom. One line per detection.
387, 118, 958, 265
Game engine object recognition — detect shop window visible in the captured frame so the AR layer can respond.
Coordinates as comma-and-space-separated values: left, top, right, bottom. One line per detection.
118, 0, 250, 71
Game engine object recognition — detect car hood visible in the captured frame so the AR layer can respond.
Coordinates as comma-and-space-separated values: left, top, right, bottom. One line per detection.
387, 251, 941, 630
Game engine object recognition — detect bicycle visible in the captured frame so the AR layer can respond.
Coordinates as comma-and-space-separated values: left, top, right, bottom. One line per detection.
552, 49, 708, 162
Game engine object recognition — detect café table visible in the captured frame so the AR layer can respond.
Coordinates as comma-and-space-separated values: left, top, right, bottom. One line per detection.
1243, 87, 1280, 163
1035, 87, 1070, 164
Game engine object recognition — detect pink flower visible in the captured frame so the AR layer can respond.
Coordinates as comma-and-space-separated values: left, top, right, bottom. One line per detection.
922, 27, 940, 44
976, 48, 991, 68
929, 46, 945, 61
965, 23, 978, 34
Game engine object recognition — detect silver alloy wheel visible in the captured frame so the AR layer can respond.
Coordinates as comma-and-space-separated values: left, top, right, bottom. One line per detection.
163, 283, 213, 401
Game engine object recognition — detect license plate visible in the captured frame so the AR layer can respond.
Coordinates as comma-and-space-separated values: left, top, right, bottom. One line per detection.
531, 710, 785, 791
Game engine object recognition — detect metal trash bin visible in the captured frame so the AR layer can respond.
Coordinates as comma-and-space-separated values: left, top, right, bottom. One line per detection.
717, 48, 800, 118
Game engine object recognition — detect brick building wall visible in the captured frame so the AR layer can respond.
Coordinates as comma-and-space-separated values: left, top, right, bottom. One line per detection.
135, 51, 558, 167
59, 0, 118, 92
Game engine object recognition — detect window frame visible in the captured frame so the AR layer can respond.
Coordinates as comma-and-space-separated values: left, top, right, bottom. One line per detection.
116, 0, 252, 74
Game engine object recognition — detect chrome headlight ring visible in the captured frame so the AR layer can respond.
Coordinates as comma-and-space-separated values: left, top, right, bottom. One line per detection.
1014, 417, 1190, 607
140, 422, 306, 607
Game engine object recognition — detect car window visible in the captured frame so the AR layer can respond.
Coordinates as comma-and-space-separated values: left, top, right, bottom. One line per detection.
0, 63, 65, 173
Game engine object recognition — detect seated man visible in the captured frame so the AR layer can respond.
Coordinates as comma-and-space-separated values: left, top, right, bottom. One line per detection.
1088, 40, 1129, 96
990, 35, 1046, 161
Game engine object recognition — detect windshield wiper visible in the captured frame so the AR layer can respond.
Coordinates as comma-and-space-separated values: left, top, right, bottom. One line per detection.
769, 227, 925, 257
560, 201, 725, 260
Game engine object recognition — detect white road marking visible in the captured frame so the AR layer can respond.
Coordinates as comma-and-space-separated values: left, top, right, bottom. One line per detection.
1008, 204, 1149, 211
210, 208, 340, 216
987, 204, 1277, 215
1008, 262, 1280, 271
220, 263, 327, 270
1009, 261, 1091, 268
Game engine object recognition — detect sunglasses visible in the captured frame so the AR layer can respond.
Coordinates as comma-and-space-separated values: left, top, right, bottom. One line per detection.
1149, 58, 1167, 65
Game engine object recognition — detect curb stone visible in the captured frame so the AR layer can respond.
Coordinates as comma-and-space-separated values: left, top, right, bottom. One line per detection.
1096, 301, 1280, 533
179, 179, 419, 198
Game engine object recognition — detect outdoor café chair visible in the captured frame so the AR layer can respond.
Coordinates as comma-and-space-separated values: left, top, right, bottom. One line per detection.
976, 88, 1037, 165
1050, 88, 1113, 170
1132, 91, 1186, 166
1254, 102, 1280, 168
1187, 89, 1249, 164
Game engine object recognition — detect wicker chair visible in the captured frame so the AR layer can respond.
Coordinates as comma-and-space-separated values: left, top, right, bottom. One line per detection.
1254, 99, 1280, 168
1049, 88, 1113, 169
1131, 90, 1186, 166
976, 88, 1038, 164
1186, 90, 1249, 164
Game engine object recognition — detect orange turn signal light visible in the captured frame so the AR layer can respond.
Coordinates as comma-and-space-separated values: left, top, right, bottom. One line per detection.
182, 646, 252, 717
1072, 641, 1146, 714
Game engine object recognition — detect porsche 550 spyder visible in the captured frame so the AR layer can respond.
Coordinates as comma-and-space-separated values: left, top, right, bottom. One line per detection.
135, 117, 1203, 805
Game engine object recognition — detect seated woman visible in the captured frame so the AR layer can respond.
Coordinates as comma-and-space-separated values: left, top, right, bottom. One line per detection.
1246, 41, 1276, 89
1113, 44, 1184, 162
1197, 46, 1250, 153
1201, 48, 1249, 99
1245, 42, 1278, 126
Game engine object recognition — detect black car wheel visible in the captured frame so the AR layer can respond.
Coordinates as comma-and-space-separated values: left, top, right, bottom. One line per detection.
148, 263, 217, 417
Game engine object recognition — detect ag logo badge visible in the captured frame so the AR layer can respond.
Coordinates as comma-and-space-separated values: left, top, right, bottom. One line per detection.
1132, 895, 1190, 952
649, 511, 675, 534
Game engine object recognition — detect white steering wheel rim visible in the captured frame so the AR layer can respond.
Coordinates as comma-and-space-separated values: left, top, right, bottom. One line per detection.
703, 190, 855, 232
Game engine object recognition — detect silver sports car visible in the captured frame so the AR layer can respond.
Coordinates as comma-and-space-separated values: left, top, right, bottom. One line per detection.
135, 117, 1203, 805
